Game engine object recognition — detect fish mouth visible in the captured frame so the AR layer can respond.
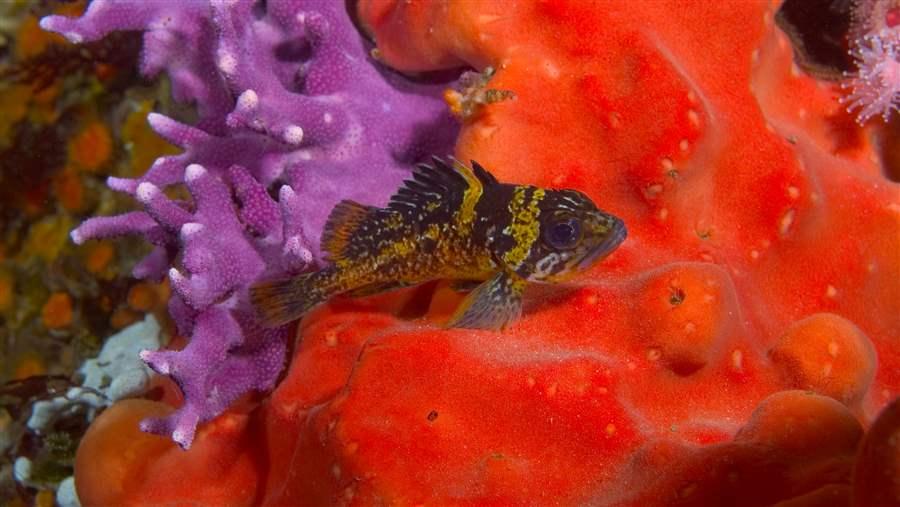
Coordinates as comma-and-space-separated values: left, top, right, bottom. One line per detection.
579, 219, 627, 269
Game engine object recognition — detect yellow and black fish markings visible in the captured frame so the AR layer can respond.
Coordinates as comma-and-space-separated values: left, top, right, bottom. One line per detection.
251, 157, 627, 330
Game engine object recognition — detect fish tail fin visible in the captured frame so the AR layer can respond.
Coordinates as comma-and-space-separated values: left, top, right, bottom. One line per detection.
250, 272, 330, 327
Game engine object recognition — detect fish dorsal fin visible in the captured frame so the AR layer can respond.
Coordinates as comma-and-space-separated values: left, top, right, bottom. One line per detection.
388, 156, 493, 224
388, 156, 467, 213
321, 200, 376, 262
470, 160, 499, 187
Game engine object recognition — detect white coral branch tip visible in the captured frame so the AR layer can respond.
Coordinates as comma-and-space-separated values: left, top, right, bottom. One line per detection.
136, 182, 159, 203
185, 164, 207, 182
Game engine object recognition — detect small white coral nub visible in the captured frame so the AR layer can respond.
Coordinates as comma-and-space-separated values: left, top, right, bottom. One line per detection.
136, 182, 159, 203
236, 89, 259, 111
283, 124, 304, 145
842, 28, 900, 123
180, 222, 204, 238
216, 49, 237, 75
185, 164, 206, 182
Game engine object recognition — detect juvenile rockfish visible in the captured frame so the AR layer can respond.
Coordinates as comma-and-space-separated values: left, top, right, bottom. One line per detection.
251, 157, 626, 330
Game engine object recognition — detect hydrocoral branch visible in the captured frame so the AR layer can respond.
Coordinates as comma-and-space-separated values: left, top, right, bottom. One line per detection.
42, 0, 457, 448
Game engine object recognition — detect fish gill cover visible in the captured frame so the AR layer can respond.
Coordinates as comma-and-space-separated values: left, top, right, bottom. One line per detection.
40, 0, 457, 449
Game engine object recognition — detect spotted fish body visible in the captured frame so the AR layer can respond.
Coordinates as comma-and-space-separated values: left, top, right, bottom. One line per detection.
251, 157, 626, 330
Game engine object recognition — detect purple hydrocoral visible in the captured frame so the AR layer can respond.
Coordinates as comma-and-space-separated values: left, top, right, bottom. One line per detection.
42, 0, 457, 448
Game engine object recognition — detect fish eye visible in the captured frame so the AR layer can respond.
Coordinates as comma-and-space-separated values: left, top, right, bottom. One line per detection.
543, 214, 582, 250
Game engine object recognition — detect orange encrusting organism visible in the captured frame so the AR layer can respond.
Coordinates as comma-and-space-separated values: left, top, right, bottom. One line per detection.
68, 121, 113, 172
41, 292, 73, 329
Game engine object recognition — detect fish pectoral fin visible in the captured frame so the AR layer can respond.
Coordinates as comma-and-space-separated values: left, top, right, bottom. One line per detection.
446, 271, 525, 330
346, 281, 413, 298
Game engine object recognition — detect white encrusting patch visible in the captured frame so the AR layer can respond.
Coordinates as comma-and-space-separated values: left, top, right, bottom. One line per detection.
323, 112, 333, 124
146, 112, 172, 131
181, 223, 204, 238
283, 124, 304, 145
778, 209, 795, 236
136, 182, 159, 203
185, 164, 206, 182
168, 268, 186, 285
217, 50, 237, 74
237, 89, 259, 111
